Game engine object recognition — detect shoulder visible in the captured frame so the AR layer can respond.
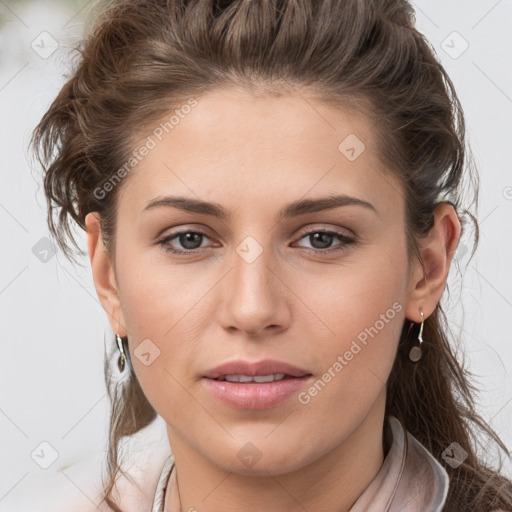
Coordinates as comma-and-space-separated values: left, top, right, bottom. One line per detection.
1, 419, 171, 512
386, 415, 449, 511
0, 450, 110, 512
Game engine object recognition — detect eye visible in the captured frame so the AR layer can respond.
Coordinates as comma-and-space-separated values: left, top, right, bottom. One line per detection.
293, 228, 356, 254
157, 227, 356, 256
158, 229, 214, 254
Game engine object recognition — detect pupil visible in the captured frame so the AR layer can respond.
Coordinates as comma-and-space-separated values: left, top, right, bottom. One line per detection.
311, 232, 332, 249
180, 232, 202, 249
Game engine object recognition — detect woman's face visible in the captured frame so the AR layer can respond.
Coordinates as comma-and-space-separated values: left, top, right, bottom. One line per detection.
93, 87, 422, 474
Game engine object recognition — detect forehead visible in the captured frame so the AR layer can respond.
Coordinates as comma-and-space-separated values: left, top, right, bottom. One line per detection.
118, 87, 404, 221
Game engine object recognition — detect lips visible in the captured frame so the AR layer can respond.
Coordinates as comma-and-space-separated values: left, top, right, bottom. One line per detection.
204, 375, 312, 409
203, 359, 311, 380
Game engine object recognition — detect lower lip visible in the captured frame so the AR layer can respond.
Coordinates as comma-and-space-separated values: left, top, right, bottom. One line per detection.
203, 376, 312, 409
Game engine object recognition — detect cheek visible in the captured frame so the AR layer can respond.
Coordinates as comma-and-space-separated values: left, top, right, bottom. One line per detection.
112, 248, 199, 408
306, 245, 406, 344
116, 243, 212, 343
298, 246, 407, 403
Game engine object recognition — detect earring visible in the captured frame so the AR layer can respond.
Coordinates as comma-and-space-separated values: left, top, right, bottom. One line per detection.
115, 334, 126, 372
409, 309, 425, 362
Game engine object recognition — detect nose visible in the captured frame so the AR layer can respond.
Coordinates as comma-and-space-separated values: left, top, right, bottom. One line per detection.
216, 242, 291, 338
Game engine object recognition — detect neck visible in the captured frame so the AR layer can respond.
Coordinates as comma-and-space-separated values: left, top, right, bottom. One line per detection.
165, 393, 387, 512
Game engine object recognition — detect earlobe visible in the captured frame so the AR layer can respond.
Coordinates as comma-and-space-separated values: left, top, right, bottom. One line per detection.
85, 212, 127, 337
404, 203, 462, 323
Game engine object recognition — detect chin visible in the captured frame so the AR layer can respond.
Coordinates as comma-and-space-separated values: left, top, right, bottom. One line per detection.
209, 445, 311, 477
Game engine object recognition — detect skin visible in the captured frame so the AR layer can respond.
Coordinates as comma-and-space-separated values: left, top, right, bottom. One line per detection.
86, 86, 461, 512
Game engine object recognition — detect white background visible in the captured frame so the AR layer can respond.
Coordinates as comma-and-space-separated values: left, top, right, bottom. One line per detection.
1, 0, 511, 509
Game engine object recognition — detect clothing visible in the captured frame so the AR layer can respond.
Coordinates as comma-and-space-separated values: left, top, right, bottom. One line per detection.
151, 414, 449, 512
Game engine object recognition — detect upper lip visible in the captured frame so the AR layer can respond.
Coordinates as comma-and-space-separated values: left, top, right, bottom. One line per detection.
203, 359, 312, 379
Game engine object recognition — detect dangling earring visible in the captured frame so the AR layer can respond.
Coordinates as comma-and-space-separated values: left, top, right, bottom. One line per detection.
116, 334, 126, 372
409, 309, 424, 362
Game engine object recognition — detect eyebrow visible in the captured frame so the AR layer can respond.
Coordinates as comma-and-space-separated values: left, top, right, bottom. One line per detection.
142, 194, 378, 220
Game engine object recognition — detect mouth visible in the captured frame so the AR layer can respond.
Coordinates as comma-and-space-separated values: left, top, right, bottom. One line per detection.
201, 359, 312, 409
210, 373, 306, 383
201, 360, 313, 409
202, 358, 311, 381
202, 374, 312, 409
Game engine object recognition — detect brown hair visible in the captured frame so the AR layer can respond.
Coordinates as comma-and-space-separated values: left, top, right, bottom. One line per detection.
31, 0, 512, 510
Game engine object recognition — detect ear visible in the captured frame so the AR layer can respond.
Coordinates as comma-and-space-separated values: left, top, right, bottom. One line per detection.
85, 212, 128, 337
404, 202, 462, 323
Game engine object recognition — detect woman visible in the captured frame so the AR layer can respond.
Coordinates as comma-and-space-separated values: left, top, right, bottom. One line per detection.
31, 0, 512, 510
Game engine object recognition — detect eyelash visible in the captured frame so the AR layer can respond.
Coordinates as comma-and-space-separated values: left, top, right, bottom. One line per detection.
157, 228, 356, 256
